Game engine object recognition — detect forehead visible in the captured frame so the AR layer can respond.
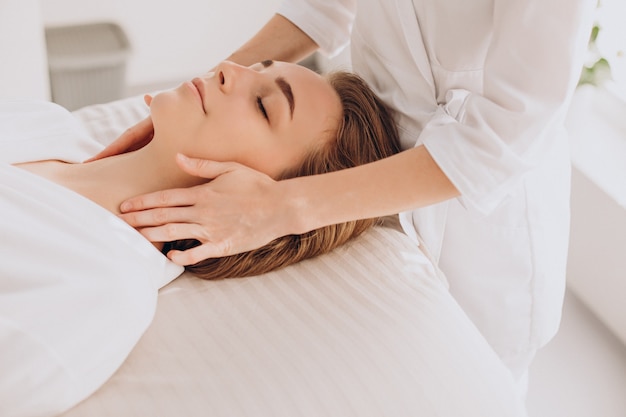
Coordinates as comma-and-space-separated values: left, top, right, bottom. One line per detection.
269, 61, 341, 131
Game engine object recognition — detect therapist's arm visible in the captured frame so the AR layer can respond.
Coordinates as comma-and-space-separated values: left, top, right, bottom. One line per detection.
283, 146, 459, 233
226, 13, 319, 66
119, 146, 459, 265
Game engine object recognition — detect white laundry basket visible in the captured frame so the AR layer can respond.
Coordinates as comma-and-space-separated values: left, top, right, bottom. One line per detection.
45, 22, 130, 111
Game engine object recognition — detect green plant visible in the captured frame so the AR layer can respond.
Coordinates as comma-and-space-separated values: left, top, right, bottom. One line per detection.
579, 0, 625, 87
579, 24, 612, 86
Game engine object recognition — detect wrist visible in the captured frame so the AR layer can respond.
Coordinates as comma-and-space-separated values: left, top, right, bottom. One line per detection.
279, 176, 315, 235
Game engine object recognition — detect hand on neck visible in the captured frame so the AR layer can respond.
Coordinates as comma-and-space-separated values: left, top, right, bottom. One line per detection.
80, 138, 206, 213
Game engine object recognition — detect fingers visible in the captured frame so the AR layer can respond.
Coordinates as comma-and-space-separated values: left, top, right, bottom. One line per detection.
85, 116, 154, 162
136, 221, 207, 244
143, 94, 153, 106
125, 117, 155, 152
117, 160, 282, 266
132, 220, 235, 266
120, 189, 196, 215
167, 241, 232, 266
176, 154, 238, 179
85, 142, 128, 162
120, 207, 191, 232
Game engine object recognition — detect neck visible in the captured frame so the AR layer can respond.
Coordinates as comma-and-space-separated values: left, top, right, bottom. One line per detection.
19, 138, 205, 215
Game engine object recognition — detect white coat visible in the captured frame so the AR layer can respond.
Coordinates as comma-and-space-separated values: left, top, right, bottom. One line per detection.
279, 0, 597, 380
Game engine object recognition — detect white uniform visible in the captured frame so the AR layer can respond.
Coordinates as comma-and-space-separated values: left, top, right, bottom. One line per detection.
0, 101, 183, 416
279, 0, 596, 380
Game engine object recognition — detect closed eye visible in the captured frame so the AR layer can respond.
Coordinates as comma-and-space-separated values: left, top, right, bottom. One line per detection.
257, 96, 269, 121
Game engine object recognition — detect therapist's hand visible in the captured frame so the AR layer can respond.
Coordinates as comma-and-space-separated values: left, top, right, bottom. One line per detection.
85, 95, 154, 162
119, 154, 295, 265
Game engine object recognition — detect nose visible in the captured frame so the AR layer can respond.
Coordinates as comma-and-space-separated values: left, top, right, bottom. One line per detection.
215, 60, 256, 94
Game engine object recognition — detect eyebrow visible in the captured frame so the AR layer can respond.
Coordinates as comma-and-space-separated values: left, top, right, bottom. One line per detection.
260, 60, 295, 120
275, 77, 295, 120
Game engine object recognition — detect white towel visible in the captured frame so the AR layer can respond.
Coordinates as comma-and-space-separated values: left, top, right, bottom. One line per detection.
0, 100, 183, 417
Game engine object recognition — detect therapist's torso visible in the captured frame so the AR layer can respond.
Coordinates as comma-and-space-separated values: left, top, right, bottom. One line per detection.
347, 0, 590, 378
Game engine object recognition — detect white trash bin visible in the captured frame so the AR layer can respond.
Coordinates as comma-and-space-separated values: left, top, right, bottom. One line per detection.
45, 22, 130, 110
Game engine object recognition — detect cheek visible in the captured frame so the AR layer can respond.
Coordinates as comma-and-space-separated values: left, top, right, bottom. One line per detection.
152, 91, 208, 145
188, 102, 280, 171
207, 107, 257, 146
181, 120, 241, 162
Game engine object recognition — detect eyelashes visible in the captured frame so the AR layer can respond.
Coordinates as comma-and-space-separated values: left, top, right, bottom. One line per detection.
257, 96, 269, 121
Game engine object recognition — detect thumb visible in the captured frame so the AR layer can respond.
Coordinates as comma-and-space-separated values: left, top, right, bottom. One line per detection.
176, 153, 234, 179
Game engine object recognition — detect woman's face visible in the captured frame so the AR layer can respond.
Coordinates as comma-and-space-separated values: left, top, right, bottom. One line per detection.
150, 60, 342, 178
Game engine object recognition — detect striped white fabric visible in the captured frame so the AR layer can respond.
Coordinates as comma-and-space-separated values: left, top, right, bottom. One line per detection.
73, 94, 150, 145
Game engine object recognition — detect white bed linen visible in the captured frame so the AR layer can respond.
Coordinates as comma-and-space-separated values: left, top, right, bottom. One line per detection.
50, 97, 529, 416
61, 224, 529, 417
0, 101, 183, 417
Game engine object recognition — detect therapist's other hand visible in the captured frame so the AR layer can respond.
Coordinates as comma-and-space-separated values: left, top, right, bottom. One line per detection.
85, 95, 154, 162
119, 154, 293, 266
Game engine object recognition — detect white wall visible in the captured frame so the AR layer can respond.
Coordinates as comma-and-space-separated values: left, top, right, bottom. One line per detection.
565, 86, 626, 346
41, 0, 281, 91
568, 167, 626, 346
0, 0, 50, 100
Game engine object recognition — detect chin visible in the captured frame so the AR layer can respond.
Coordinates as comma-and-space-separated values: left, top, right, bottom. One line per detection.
150, 89, 179, 113
150, 90, 187, 133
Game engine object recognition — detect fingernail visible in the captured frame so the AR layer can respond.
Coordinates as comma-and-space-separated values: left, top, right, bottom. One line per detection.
120, 201, 131, 212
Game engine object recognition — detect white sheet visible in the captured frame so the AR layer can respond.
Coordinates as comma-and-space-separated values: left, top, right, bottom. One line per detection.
51, 97, 528, 417
60, 223, 530, 417
0, 100, 183, 417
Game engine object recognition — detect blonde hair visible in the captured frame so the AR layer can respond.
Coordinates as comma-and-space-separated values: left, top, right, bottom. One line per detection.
164, 71, 401, 279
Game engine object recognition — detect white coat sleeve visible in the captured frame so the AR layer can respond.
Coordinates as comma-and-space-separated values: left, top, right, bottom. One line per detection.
278, 0, 356, 57
421, 0, 596, 214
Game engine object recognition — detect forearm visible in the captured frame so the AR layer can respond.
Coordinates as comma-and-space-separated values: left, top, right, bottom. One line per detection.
284, 145, 460, 234
226, 14, 318, 66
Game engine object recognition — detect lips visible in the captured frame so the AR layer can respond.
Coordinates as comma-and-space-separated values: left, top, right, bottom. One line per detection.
190, 78, 206, 114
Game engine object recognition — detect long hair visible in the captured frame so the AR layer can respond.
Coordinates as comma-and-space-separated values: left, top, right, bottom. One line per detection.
163, 71, 401, 279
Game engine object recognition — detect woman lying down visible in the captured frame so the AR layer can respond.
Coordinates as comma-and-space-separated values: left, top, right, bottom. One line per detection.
0, 60, 526, 417
0, 60, 400, 416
